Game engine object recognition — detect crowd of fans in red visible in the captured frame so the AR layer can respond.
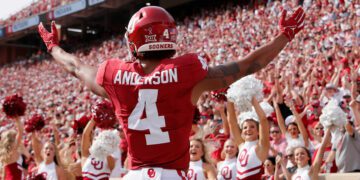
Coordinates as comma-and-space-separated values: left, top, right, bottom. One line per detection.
0, 0, 77, 27
0, 0, 360, 179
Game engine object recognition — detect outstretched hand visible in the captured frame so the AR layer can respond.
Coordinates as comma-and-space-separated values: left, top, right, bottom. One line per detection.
38, 21, 59, 52
279, 7, 306, 41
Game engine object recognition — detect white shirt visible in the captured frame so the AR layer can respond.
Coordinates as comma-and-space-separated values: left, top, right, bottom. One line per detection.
217, 158, 236, 180
82, 156, 111, 180
37, 161, 58, 180
236, 140, 262, 179
188, 160, 206, 180
292, 165, 311, 180
285, 132, 305, 149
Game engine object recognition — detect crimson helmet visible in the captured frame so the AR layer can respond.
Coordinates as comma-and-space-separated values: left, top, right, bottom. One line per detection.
125, 6, 177, 58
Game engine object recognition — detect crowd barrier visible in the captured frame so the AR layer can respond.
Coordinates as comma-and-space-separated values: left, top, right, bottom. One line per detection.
319, 173, 360, 180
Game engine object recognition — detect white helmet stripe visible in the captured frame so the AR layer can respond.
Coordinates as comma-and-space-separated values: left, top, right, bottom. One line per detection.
138, 42, 177, 52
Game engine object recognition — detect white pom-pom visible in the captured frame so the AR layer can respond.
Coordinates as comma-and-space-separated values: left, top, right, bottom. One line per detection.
226, 75, 264, 112
238, 111, 259, 128
255, 101, 274, 117
89, 130, 120, 159
330, 128, 342, 146
319, 99, 347, 128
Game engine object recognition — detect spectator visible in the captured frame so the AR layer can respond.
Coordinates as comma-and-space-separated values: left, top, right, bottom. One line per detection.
276, 128, 331, 180
311, 124, 337, 173
274, 100, 309, 149
330, 121, 360, 172
269, 125, 287, 156
261, 156, 276, 180
310, 121, 324, 148
275, 146, 297, 179
188, 138, 217, 180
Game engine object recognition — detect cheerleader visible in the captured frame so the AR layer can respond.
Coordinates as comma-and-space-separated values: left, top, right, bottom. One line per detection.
217, 139, 238, 180
188, 138, 217, 180
227, 97, 270, 180
0, 117, 24, 180
275, 128, 331, 180
32, 126, 66, 180
81, 120, 118, 180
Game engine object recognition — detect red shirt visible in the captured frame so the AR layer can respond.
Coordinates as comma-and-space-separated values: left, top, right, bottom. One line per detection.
312, 147, 337, 173
4, 162, 22, 180
96, 53, 208, 170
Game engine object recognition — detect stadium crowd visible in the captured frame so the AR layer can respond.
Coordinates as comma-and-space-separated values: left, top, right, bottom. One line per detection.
0, 0, 77, 27
1, 0, 360, 179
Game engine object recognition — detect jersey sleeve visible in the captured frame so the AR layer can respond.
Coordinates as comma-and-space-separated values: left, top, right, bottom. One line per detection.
184, 53, 209, 86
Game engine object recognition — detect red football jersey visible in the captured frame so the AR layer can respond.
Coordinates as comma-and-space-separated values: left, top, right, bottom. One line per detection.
96, 53, 208, 170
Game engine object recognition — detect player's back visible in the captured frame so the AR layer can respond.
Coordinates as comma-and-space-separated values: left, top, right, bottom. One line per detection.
96, 53, 208, 170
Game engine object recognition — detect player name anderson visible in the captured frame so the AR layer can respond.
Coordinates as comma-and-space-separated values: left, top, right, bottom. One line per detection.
113, 68, 178, 85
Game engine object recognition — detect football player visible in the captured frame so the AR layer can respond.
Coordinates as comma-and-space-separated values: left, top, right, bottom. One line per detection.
38, 6, 305, 179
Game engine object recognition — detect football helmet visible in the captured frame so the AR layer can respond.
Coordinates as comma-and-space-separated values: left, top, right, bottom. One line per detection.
125, 6, 177, 58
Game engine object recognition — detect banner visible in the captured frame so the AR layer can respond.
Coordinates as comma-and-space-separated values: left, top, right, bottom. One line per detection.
54, 0, 86, 18
11, 15, 40, 33
88, 0, 105, 6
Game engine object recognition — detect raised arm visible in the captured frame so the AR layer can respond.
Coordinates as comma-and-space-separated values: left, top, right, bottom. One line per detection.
195, 34, 288, 94
274, 67, 284, 103
350, 67, 359, 126
31, 133, 43, 165
311, 128, 331, 176
192, 8, 305, 97
226, 102, 244, 146
350, 66, 359, 98
253, 97, 270, 161
81, 119, 96, 160
290, 103, 309, 147
50, 124, 60, 148
273, 98, 287, 135
13, 117, 23, 151
275, 155, 292, 180
216, 102, 230, 135
38, 22, 108, 98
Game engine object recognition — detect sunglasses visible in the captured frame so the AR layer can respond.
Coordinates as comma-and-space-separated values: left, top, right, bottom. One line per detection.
285, 154, 294, 159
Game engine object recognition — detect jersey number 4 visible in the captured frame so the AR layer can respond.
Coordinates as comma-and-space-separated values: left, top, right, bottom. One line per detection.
128, 89, 170, 145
